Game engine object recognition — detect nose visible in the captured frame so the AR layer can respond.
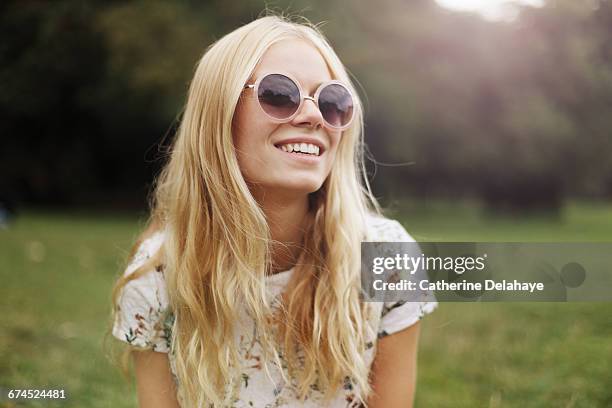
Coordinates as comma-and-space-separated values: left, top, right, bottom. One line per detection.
290, 97, 324, 130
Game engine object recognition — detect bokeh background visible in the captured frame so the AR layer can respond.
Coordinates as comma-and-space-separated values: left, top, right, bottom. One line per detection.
1, 0, 611, 407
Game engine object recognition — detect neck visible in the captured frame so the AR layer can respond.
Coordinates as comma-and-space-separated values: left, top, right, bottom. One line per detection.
252, 187, 312, 274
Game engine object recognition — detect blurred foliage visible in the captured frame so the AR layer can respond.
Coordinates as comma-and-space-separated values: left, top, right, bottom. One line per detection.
1, 0, 612, 212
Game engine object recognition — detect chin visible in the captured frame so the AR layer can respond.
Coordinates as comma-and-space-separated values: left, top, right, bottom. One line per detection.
288, 182, 322, 194
271, 179, 324, 195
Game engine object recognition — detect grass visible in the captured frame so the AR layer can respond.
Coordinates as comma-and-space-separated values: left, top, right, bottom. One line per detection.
1, 201, 611, 407
0, 211, 144, 408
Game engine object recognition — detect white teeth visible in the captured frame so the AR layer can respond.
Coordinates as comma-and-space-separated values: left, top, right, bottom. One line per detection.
277, 142, 321, 156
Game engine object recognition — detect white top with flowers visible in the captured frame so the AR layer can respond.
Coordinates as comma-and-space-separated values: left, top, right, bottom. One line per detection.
112, 213, 437, 407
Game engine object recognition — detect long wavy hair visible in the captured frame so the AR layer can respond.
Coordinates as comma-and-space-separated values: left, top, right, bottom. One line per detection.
111, 14, 381, 407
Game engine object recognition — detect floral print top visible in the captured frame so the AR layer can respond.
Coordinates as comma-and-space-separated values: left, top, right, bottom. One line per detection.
112, 213, 437, 407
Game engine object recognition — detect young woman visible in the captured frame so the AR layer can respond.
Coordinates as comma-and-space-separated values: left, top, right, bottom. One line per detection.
111, 15, 436, 408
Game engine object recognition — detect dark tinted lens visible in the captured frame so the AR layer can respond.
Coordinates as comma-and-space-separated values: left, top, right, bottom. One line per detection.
257, 74, 300, 120
318, 83, 354, 128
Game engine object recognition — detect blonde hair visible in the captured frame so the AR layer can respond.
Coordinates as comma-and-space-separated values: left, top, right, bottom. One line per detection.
111, 14, 381, 407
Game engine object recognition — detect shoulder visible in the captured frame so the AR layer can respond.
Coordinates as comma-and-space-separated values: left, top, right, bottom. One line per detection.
364, 212, 416, 242
363, 213, 438, 337
120, 230, 168, 303
112, 230, 172, 352
119, 230, 168, 310
125, 230, 166, 275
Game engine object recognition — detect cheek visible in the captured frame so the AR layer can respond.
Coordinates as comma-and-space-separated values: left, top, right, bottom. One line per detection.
326, 131, 343, 162
232, 102, 279, 178
232, 101, 251, 149
233, 102, 265, 152
233, 99, 278, 143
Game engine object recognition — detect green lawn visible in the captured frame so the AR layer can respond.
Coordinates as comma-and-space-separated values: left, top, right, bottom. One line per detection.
1, 201, 611, 407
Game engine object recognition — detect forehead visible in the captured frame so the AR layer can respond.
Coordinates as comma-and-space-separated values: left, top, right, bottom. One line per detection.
252, 39, 333, 92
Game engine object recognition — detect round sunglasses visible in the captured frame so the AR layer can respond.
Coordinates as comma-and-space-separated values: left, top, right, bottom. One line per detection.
243, 73, 355, 130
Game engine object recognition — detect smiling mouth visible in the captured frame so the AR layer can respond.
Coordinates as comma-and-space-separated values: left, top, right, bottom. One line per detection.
274, 142, 322, 157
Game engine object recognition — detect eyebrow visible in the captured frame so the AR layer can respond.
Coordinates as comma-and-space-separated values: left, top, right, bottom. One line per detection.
249, 72, 333, 94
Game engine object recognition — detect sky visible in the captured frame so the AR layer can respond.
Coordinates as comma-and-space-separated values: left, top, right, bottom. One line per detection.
435, 0, 545, 21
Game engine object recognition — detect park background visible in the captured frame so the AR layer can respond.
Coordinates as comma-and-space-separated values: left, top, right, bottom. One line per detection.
1, 0, 611, 406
